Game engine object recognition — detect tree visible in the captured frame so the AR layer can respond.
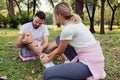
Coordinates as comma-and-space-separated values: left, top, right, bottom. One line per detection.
85, 0, 98, 33
114, 6, 120, 27
6, 0, 15, 17
0, 1, 6, 10
33, 0, 36, 15
14, 0, 22, 15
75, 0, 84, 17
50, 0, 54, 8
48, 0, 61, 27
107, 0, 120, 31
100, 0, 106, 34
27, 0, 30, 17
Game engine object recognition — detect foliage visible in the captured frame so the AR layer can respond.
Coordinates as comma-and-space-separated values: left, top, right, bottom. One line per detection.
22, 0, 40, 9
0, 10, 33, 29
0, 0, 120, 30
8, 17, 19, 28
0, 0, 7, 10
0, 28, 120, 79
82, 12, 90, 25
45, 12, 53, 25
114, 7, 120, 26
19, 11, 33, 25
0, 14, 9, 28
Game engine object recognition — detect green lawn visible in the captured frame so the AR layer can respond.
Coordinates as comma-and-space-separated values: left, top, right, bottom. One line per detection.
0, 28, 120, 80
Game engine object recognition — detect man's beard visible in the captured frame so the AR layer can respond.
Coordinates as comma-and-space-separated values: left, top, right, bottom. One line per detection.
32, 23, 39, 29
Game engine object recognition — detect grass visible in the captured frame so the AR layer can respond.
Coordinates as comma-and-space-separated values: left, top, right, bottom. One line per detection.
0, 27, 120, 80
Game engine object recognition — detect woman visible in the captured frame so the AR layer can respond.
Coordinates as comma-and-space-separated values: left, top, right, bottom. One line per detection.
40, 2, 106, 80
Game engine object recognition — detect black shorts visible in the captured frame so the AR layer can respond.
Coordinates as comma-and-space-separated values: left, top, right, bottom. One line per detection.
56, 36, 77, 61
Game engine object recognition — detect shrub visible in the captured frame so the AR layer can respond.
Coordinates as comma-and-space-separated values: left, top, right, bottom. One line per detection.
9, 17, 19, 29
0, 14, 9, 28
45, 12, 53, 25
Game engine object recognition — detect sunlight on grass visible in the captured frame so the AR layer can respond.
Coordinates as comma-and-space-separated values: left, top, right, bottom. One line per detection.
87, 25, 120, 32
0, 29, 18, 37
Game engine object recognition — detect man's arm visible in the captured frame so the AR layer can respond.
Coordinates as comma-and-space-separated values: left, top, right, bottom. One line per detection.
41, 36, 49, 50
16, 34, 24, 48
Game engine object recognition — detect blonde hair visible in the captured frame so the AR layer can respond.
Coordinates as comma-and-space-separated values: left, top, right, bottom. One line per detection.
53, 2, 82, 24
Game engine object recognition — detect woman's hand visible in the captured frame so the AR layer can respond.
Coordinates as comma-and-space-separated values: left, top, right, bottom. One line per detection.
40, 53, 50, 64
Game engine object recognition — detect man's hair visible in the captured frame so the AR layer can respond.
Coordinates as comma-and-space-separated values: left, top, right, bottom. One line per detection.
35, 11, 46, 20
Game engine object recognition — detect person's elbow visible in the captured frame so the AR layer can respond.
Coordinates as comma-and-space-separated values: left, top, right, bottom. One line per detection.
16, 42, 23, 48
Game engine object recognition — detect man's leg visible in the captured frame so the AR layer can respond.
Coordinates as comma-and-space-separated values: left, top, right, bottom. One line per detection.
45, 41, 57, 52
22, 30, 42, 55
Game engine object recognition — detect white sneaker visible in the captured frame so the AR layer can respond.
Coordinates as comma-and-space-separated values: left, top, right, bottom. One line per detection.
64, 59, 70, 63
43, 61, 55, 68
40, 55, 55, 68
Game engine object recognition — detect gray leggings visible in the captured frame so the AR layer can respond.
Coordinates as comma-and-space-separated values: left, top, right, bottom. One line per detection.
44, 62, 92, 80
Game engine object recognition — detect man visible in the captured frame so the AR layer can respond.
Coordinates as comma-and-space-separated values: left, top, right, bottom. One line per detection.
16, 11, 69, 65
16, 11, 50, 61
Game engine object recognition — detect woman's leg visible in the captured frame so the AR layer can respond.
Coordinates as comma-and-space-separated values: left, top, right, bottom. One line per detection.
44, 62, 92, 80
48, 78, 70, 80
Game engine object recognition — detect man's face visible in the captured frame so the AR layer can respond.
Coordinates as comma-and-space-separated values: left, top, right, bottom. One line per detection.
32, 16, 44, 29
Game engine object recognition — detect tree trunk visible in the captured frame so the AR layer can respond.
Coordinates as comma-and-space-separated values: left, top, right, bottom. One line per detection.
27, 0, 29, 18
109, 10, 115, 31
75, 0, 84, 18
85, 0, 96, 33
90, 4, 96, 33
107, 0, 120, 31
90, 17, 95, 33
50, 0, 54, 8
33, 0, 36, 15
14, 0, 22, 15
100, 0, 105, 34
6, 0, 15, 17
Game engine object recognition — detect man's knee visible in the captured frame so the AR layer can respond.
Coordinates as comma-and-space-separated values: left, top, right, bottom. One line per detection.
22, 30, 34, 44
47, 42, 57, 51
23, 30, 32, 37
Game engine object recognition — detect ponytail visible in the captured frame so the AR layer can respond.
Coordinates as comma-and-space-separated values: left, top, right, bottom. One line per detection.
70, 14, 82, 24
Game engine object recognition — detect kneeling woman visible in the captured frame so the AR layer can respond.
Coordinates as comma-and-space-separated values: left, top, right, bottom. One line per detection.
40, 2, 106, 80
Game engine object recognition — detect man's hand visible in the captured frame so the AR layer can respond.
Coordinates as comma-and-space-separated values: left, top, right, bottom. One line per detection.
22, 34, 34, 45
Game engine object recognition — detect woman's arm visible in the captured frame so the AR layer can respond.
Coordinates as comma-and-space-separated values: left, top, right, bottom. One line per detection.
40, 40, 70, 64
